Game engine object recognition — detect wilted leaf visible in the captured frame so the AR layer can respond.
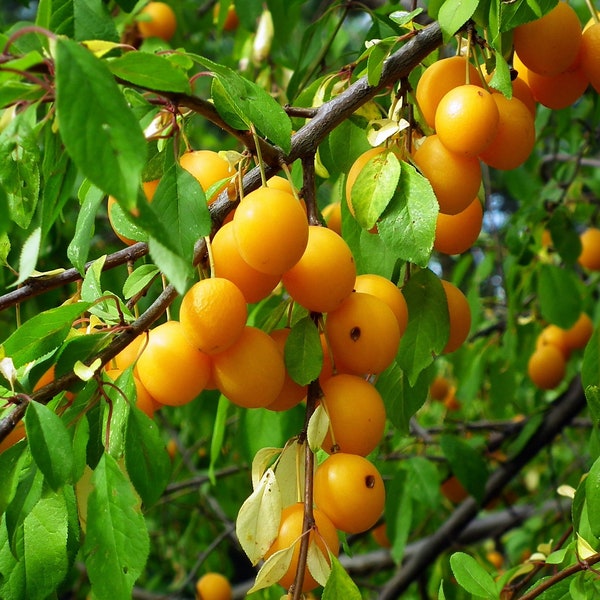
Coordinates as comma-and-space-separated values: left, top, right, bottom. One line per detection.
246, 545, 294, 594
307, 404, 329, 453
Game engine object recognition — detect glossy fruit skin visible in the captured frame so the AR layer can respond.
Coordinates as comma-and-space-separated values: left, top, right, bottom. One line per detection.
179, 278, 247, 355
326, 292, 401, 375
415, 56, 481, 129
440, 280, 471, 354
321, 374, 386, 456
267, 328, 307, 412
314, 453, 386, 534
513, 2, 582, 77
263, 502, 339, 592
211, 222, 280, 304
527, 344, 566, 390
322, 202, 342, 235
195, 571, 232, 600
581, 23, 600, 93
413, 134, 481, 215
109, 333, 147, 375
233, 187, 309, 275
137, 321, 212, 406
578, 227, 600, 271
138, 2, 177, 41
435, 85, 499, 157
105, 368, 156, 418
353, 273, 408, 336
212, 326, 285, 408
282, 226, 356, 313
479, 94, 535, 170
511, 76, 537, 117
563, 313, 593, 350
536, 324, 571, 360
180, 150, 234, 203
434, 197, 483, 255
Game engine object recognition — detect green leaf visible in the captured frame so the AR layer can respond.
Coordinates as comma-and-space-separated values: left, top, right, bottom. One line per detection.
385, 469, 413, 564
125, 407, 171, 508
500, 0, 558, 32
0, 442, 27, 514
537, 264, 581, 329
322, 555, 362, 599
450, 551, 498, 598
192, 54, 292, 153
440, 435, 488, 506
547, 208, 581, 264
67, 180, 105, 274
0, 108, 40, 230
396, 270, 448, 384
25, 401, 74, 491
1, 302, 91, 368
73, 0, 119, 42
82, 453, 149, 600
122, 264, 160, 300
583, 328, 600, 394
438, 0, 479, 38
147, 236, 194, 295
488, 52, 512, 97
108, 52, 191, 93
377, 161, 438, 268
23, 490, 69, 600
586, 456, 600, 538
285, 317, 323, 386
366, 39, 396, 87
350, 150, 401, 231
55, 37, 147, 208
208, 395, 229, 485
15, 226, 41, 286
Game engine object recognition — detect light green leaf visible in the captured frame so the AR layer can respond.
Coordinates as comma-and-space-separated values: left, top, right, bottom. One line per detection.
322, 554, 362, 599
82, 453, 149, 600
208, 395, 229, 485
586, 456, 600, 538
438, 0, 479, 38
25, 401, 74, 491
122, 264, 160, 299
55, 37, 146, 208
0, 442, 27, 514
537, 264, 581, 329
450, 551, 498, 598
285, 317, 323, 386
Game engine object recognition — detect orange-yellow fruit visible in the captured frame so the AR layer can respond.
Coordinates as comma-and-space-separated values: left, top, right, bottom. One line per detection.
353, 273, 408, 336
536, 324, 571, 359
320, 374, 386, 456
513, 2, 582, 77
511, 76, 537, 117
314, 453, 386, 534
443, 386, 461, 411
563, 312, 594, 350
212, 326, 285, 408
578, 227, 600, 271
33, 364, 76, 403
267, 328, 307, 412
581, 22, 600, 92
441, 475, 468, 503
214, 2, 239, 32
105, 368, 156, 418
137, 321, 212, 406
527, 344, 566, 390
282, 225, 356, 313
486, 550, 504, 570
479, 94, 536, 170
180, 150, 234, 203
434, 198, 483, 255
435, 85, 499, 157
109, 333, 148, 374
0, 421, 26, 453
415, 56, 481, 129
413, 134, 481, 215
211, 222, 280, 303
326, 292, 401, 375
138, 2, 177, 41
195, 572, 232, 600
322, 202, 342, 235
429, 375, 451, 401
440, 280, 471, 354
233, 187, 309, 275
371, 522, 391, 548
263, 502, 339, 592
179, 278, 247, 355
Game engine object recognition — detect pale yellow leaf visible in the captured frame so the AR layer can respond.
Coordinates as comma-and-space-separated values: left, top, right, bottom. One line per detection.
306, 540, 332, 588
275, 439, 304, 508
236, 468, 282, 565
0, 357, 16, 389
81, 40, 122, 58
367, 119, 401, 146
74, 358, 101, 382
307, 404, 329, 453
246, 545, 295, 594
252, 447, 283, 490
577, 533, 597, 559
557, 484, 576, 499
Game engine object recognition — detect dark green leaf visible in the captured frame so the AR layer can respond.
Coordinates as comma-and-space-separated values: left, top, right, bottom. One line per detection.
441, 435, 488, 505
500, 0, 558, 32
547, 209, 582, 264
148, 236, 194, 295
396, 270, 448, 384
586, 456, 600, 538
351, 150, 401, 231
73, 0, 119, 42
82, 453, 149, 600
1, 302, 91, 368
108, 52, 191, 93
23, 490, 69, 600
378, 161, 438, 268
25, 401, 74, 490
385, 469, 413, 564
537, 264, 581, 329
125, 407, 171, 507
583, 328, 600, 394
285, 317, 323, 386
366, 39, 395, 87
55, 37, 146, 208
0, 442, 27, 514
488, 52, 512, 97
450, 551, 498, 598
322, 555, 362, 599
